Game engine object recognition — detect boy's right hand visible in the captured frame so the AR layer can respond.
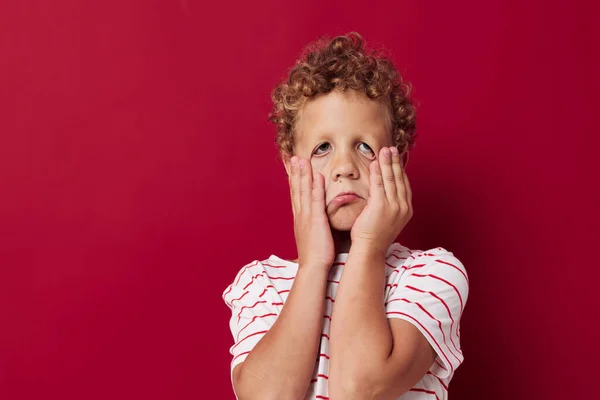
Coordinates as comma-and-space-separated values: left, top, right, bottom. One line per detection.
289, 156, 335, 269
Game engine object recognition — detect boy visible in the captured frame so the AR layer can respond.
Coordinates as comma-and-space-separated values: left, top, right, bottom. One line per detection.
222, 32, 469, 400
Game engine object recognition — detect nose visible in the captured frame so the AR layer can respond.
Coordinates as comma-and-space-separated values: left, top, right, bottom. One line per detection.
330, 150, 360, 181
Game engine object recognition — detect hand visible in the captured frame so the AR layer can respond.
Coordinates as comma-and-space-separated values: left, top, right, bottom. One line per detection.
288, 156, 335, 269
350, 146, 413, 257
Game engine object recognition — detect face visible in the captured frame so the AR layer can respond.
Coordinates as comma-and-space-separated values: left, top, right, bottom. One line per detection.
287, 89, 394, 231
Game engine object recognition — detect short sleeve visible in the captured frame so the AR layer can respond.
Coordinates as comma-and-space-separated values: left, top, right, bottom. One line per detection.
385, 248, 469, 379
222, 260, 280, 379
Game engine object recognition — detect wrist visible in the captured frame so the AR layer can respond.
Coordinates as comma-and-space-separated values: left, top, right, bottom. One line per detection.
349, 241, 387, 263
297, 261, 332, 276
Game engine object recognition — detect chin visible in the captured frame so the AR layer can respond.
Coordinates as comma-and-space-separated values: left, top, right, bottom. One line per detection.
328, 203, 363, 231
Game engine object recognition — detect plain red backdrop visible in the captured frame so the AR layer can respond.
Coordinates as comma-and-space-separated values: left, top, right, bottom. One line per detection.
1, 1, 598, 399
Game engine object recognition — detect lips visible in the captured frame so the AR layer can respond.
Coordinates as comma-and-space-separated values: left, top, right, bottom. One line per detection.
329, 191, 362, 207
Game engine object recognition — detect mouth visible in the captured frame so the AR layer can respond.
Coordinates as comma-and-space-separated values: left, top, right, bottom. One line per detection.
328, 191, 362, 207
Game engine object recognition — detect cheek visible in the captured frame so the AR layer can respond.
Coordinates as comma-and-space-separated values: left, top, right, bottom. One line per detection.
310, 157, 328, 175
360, 156, 375, 171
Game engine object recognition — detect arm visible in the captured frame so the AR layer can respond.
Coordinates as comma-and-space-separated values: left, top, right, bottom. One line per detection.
328, 246, 436, 400
329, 146, 434, 399
233, 156, 336, 400
233, 264, 329, 400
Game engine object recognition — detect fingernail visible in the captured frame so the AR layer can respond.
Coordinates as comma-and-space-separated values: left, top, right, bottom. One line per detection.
291, 156, 297, 167
299, 159, 305, 169
383, 147, 391, 158
390, 147, 398, 157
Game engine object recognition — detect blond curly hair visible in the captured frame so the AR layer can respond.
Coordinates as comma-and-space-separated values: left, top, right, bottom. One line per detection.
268, 32, 417, 160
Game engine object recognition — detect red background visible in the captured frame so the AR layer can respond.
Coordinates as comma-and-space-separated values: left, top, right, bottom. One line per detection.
1, 1, 598, 399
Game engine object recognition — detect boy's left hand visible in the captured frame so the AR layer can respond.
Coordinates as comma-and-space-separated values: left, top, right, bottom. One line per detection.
350, 146, 413, 257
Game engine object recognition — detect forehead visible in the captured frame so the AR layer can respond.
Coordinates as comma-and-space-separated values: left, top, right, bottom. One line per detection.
295, 89, 391, 146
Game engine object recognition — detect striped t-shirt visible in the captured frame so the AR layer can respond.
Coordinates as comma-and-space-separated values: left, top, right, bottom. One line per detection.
222, 242, 469, 400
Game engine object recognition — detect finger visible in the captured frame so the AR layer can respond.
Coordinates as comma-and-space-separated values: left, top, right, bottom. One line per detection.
379, 146, 397, 203
299, 158, 313, 214
312, 172, 326, 214
290, 156, 301, 215
390, 146, 407, 204
369, 159, 385, 205
402, 163, 413, 209
402, 151, 409, 169
289, 184, 296, 215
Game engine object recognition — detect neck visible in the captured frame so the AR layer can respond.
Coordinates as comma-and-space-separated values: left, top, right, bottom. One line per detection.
332, 229, 352, 254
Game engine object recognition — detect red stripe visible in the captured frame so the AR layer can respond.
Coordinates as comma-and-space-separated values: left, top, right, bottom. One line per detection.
243, 273, 262, 290
386, 311, 453, 371
232, 350, 251, 363
236, 313, 277, 340
310, 374, 329, 383
278, 289, 290, 295
243, 272, 296, 290
413, 302, 463, 363
318, 353, 330, 359
232, 330, 268, 351
411, 273, 464, 311
258, 285, 274, 298
272, 302, 283, 306
233, 260, 260, 287
333, 261, 345, 266
386, 298, 410, 306
427, 371, 448, 391
222, 285, 234, 300
321, 333, 330, 340
386, 293, 462, 356
385, 263, 426, 280
223, 261, 263, 302
386, 269, 400, 280
325, 296, 335, 303
391, 248, 410, 255
406, 284, 462, 341
269, 275, 295, 280
387, 262, 426, 270
389, 288, 462, 356
230, 291, 249, 304
435, 358, 447, 371
237, 300, 266, 322
223, 299, 234, 311
261, 262, 287, 269
323, 315, 332, 321
315, 396, 329, 399
435, 258, 469, 284
327, 279, 339, 284
409, 388, 440, 400
389, 253, 407, 260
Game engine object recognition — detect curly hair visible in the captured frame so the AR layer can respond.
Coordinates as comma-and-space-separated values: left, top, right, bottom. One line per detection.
267, 32, 417, 160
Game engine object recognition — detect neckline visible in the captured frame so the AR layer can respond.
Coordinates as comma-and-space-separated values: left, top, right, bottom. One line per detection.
268, 252, 349, 266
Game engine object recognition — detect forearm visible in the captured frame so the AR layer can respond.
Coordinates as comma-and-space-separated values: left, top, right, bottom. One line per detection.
235, 264, 328, 400
329, 245, 392, 396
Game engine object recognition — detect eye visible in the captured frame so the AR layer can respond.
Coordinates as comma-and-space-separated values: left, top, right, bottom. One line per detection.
358, 142, 375, 158
313, 142, 331, 156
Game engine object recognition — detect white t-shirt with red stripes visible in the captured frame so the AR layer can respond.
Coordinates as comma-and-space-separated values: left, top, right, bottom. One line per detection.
222, 242, 469, 400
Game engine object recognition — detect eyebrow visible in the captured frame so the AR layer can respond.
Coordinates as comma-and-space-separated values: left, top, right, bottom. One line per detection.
311, 130, 381, 139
